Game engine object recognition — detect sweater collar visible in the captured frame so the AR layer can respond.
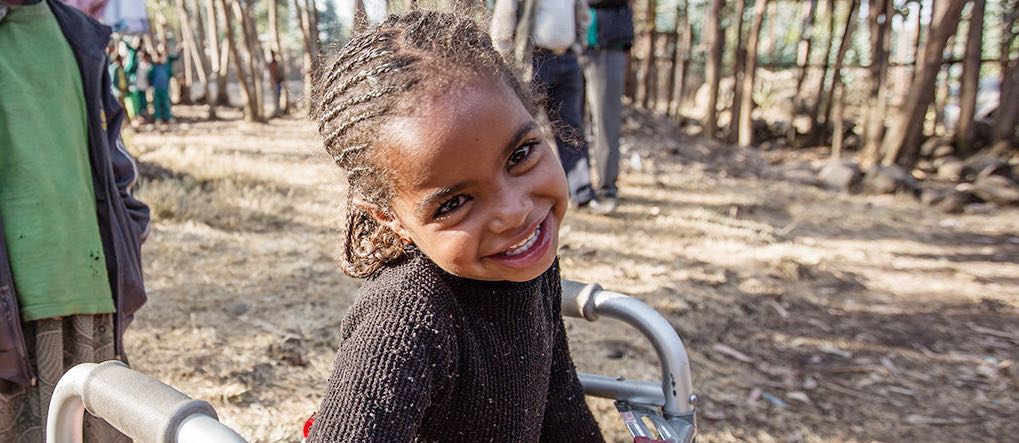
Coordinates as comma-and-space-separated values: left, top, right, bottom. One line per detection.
401, 248, 554, 301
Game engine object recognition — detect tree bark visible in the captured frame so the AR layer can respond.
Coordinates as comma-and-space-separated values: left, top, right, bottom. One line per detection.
954, 0, 985, 155
171, 5, 193, 106
729, 0, 749, 142
237, 0, 263, 119
737, 0, 769, 147
268, 0, 289, 113
831, 80, 847, 157
786, 0, 819, 144
879, 0, 966, 168
354, 0, 368, 32
219, 0, 260, 122
669, 0, 691, 119
703, 0, 725, 139
821, 0, 859, 130
295, 0, 318, 113
637, 0, 657, 109
990, 59, 1019, 153
178, 0, 215, 113
989, 0, 1019, 153
860, 0, 893, 166
807, 0, 837, 141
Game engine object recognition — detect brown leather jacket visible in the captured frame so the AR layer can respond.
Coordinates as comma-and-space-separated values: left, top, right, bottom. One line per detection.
0, 0, 150, 392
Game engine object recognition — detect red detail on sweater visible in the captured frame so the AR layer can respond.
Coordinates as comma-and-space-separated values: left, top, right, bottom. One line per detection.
303, 413, 315, 438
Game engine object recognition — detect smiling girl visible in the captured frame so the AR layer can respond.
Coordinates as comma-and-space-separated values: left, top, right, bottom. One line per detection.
305, 11, 603, 442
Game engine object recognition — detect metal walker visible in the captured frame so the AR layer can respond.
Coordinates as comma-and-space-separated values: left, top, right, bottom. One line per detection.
47, 280, 697, 443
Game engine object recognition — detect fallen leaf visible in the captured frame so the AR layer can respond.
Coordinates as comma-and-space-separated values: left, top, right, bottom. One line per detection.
713, 343, 754, 363
786, 391, 811, 404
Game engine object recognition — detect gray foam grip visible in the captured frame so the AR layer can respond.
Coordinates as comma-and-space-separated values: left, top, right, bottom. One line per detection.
561, 279, 602, 321
81, 361, 219, 443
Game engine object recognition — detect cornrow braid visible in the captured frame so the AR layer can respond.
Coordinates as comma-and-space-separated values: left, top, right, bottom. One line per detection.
314, 10, 540, 278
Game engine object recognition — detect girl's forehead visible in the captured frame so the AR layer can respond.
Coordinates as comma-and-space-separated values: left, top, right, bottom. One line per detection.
380, 78, 534, 189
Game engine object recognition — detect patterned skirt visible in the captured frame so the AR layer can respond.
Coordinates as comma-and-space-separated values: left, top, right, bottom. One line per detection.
0, 314, 130, 442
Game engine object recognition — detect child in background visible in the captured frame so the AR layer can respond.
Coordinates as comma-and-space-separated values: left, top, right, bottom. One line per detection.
131, 50, 151, 125
306, 11, 603, 442
149, 45, 178, 128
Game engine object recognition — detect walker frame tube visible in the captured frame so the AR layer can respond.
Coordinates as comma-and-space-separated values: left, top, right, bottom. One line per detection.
561, 279, 697, 442
46, 361, 247, 443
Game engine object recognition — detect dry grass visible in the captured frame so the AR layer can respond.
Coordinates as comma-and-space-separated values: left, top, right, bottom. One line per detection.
123, 106, 1019, 442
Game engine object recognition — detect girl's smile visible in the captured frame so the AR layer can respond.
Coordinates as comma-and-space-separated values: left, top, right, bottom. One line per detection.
365, 75, 569, 282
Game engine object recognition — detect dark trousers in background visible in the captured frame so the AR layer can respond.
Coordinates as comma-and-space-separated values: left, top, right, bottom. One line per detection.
583, 48, 626, 198
533, 50, 596, 204
152, 87, 172, 122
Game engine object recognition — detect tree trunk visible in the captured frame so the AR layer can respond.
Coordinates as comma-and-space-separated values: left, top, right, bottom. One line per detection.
238, 0, 263, 119
934, 36, 956, 131
831, 81, 847, 157
171, 6, 193, 106
186, 0, 211, 90
219, 0, 260, 122
990, 1, 1019, 153
807, 0, 837, 141
669, 0, 691, 119
729, 0, 749, 142
860, 0, 893, 166
990, 59, 1019, 153
242, 0, 264, 118
879, 0, 966, 168
821, 0, 859, 130
637, 0, 657, 109
354, 0, 368, 32
295, 0, 318, 113
737, 0, 769, 147
269, 0, 289, 113
786, 0, 819, 144
178, 0, 214, 111
703, 0, 725, 139
954, 0, 985, 155
204, 0, 224, 106
913, 0, 924, 67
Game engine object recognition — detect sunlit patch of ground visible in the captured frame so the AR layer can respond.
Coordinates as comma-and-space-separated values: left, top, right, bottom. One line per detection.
123, 105, 1018, 442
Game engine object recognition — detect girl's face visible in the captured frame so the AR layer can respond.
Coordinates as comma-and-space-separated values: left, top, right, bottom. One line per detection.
370, 76, 568, 282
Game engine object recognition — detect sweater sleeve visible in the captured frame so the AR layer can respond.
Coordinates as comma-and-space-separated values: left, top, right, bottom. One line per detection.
540, 276, 604, 442
307, 292, 455, 442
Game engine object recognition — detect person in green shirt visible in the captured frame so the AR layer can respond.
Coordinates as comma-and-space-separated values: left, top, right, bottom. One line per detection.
0, 0, 149, 440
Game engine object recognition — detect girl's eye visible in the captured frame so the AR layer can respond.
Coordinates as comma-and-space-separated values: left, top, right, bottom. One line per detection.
434, 195, 469, 219
507, 143, 537, 168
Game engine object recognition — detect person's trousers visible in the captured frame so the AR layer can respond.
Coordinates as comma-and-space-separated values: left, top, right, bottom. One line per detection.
583, 48, 626, 198
152, 87, 172, 122
130, 89, 147, 120
533, 51, 595, 204
272, 82, 282, 115
0, 314, 130, 442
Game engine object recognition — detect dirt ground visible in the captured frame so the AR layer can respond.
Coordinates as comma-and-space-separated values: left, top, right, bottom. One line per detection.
123, 104, 1019, 443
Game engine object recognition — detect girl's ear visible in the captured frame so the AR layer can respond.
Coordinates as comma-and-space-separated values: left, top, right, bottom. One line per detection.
352, 197, 414, 245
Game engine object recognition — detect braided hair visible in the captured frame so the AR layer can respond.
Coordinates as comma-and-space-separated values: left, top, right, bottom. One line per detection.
314, 11, 539, 278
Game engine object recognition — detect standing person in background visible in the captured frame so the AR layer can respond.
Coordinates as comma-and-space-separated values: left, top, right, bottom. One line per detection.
131, 50, 152, 126
582, 0, 633, 214
268, 50, 284, 117
149, 44, 179, 129
0, 0, 151, 440
493, 0, 615, 212
108, 48, 130, 115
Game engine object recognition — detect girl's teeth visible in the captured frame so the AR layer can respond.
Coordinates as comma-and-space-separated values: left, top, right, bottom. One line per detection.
504, 227, 540, 256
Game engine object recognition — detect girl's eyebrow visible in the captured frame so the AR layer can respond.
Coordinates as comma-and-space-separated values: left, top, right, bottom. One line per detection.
502, 121, 539, 157
415, 121, 539, 217
417, 183, 470, 216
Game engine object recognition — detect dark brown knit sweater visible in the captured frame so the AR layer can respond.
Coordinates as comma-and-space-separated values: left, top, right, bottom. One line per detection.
307, 251, 603, 442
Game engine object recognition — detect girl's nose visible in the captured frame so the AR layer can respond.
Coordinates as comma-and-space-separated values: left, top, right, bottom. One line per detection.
487, 190, 533, 234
